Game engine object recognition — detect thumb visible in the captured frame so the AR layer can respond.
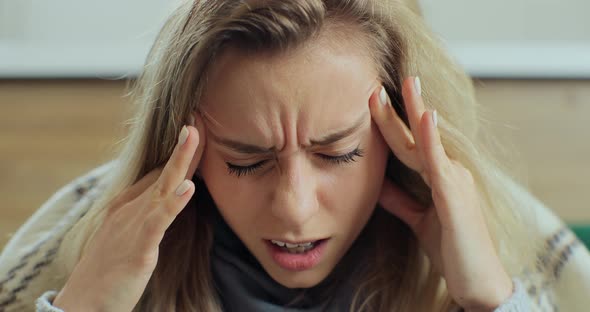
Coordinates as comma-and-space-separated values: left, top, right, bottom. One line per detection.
378, 178, 425, 229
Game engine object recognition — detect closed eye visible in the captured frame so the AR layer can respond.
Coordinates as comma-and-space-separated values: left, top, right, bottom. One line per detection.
226, 160, 267, 177
225, 146, 364, 177
316, 147, 364, 164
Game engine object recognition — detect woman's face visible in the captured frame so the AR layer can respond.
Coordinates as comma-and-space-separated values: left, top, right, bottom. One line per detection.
198, 38, 390, 288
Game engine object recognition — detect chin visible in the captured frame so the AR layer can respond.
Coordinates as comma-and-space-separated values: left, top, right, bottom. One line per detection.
266, 266, 329, 289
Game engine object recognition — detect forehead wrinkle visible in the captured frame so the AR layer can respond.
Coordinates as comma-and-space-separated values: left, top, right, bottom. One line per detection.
307, 111, 368, 147
204, 111, 277, 155
208, 110, 369, 157
206, 79, 380, 156
202, 32, 382, 157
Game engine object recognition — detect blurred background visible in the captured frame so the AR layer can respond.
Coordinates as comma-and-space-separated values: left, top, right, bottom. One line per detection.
1, 0, 589, 250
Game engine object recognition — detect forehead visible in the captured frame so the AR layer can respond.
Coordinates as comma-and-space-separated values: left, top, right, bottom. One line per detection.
200, 34, 379, 140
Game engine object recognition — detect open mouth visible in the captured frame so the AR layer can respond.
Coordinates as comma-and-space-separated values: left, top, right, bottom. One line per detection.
264, 238, 330, 271
268, 238, 327, 253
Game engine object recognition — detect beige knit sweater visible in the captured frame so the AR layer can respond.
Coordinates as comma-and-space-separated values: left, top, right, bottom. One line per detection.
1, 161, 589, 311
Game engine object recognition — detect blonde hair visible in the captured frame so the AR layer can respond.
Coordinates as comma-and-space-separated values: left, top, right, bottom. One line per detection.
57, 0, 541, 311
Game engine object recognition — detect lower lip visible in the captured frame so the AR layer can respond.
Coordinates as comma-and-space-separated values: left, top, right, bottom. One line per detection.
266, 239, 329, 272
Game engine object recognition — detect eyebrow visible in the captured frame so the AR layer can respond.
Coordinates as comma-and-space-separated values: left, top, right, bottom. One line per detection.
210, 112, 368, 154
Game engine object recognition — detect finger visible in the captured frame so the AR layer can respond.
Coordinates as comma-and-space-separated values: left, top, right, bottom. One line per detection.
142, 178, 195, 241
402, 76, 428, 168
160, 179, 196, 230
155, 124, 200, 196
378, 178, 425, 230
185, 112, 207, 180
368, 85, 421, 171
421, 109, 450, 185
107, 168, 162, 214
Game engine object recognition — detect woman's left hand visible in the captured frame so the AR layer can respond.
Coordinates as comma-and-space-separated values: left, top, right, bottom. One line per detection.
368, 77, 513, 312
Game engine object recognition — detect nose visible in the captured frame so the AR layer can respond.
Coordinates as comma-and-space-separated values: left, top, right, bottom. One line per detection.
270, 155, 318, 227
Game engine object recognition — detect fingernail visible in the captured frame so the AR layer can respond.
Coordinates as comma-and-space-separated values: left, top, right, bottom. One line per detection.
379, 86, 389, 106
175, 179, 191, 196
178, 126, 189, 146
414, 76, 422, 96
432, 110, 438, 128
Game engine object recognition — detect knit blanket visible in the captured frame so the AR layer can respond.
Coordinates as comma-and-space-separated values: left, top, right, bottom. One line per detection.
1, 161, 589, 311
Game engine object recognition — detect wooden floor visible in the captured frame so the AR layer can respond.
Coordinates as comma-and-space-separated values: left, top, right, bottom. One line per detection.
1, 79, 589, 250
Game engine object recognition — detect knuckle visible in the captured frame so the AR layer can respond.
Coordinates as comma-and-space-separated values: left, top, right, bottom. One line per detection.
162, 199, 180, 218
104, 197, 127, 221
134, 250, 159, 270
149, 195, 165, 212
418, 167, 433, 186
143, 216, 164, 238
152, 182, 169, 201
430, 165, 449, 184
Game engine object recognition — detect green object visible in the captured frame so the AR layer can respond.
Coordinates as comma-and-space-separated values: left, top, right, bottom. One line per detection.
570, 224, 590, 249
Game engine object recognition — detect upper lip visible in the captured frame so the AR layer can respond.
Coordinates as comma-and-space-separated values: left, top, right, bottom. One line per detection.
266, 238, 328, 244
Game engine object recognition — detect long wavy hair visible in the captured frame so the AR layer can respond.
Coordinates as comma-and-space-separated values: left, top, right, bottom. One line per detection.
56, 0, 541, 311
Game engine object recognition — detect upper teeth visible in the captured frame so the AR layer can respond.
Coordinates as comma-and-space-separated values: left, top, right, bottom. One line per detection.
271, 240, 314, 248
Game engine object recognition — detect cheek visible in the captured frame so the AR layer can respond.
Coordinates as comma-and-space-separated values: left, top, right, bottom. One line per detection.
199, 148, 265, 220
319, 135, 389, 218
199, 149, 240, 209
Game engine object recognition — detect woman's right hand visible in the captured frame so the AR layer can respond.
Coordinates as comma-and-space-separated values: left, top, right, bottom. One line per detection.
53, 118, 205, 312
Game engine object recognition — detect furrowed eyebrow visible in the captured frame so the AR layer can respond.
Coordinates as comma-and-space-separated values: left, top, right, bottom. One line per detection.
309, 111, 367, 146
210, 133, 276, 154
210, 112, 368, 155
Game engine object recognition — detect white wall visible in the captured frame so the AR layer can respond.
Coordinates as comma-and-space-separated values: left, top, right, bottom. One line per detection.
0, 0, 178, 78
421, 0, 590, 41
420, 0, 590, 78
0, 0, 588, 78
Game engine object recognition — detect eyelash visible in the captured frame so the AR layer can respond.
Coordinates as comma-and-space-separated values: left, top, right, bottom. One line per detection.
226, 147, 365, 177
